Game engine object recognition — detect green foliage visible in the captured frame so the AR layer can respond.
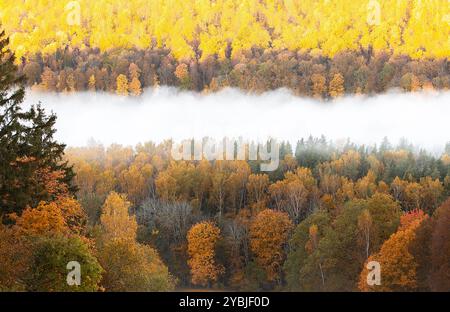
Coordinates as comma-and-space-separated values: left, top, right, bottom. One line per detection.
285, 193, 401, 291
26, 235, 103, 292
0, 29, 75, 217
97, 239, 175, 292
284, 211, 331, 291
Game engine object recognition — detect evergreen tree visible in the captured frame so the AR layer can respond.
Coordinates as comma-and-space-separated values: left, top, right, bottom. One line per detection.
0, 29, 75, 218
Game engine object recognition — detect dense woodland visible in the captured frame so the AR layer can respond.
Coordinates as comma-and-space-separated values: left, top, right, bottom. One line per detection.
60, 138, 450, 291
17, 48, 450, 98
0, 0, 449, 97
2, 0, 448, 59
1, 0, 450, 292
2, 45, 450, 291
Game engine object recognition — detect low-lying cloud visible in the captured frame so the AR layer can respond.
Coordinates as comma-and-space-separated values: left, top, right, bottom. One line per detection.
23, 88, 450, 152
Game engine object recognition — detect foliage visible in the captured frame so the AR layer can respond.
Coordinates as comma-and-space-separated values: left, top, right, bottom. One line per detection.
0, 30, 75, 217
187, 221, 223, 286
249, 209, 293, 284
1, 0, 448, 61
358, 211, 428, 292
97, 239, 175, 291
26, 235, 103, 292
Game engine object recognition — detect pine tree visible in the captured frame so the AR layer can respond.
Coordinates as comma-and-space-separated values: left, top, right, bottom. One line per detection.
0, 30, 75, 218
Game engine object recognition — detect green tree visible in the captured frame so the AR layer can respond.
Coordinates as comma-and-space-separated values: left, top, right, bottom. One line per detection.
26, 235, 103, 292
98, 239, 175, 291
0, 30, 75, 217
284, 211, 332, 291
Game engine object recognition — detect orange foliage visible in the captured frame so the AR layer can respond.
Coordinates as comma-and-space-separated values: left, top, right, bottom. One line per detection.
249, 209, 293, 282
359, 214, 426, 292
187, 221, 223, 286
10, 196, 85, 237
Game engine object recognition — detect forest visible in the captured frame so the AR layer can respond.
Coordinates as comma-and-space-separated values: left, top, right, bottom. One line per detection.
2, 46, 450, 290
0, 0, 449, 97
1, 0, 450, 293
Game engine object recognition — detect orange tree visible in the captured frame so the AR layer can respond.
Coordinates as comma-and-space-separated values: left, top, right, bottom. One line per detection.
187, 221, 223, 287
249, 209, 293, 284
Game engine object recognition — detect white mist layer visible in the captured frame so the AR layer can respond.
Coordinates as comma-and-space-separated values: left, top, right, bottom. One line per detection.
23, 88, 450, 152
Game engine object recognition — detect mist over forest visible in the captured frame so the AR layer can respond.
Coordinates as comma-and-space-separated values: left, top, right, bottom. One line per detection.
2, 0, 450, 295
24, 88, 450, 152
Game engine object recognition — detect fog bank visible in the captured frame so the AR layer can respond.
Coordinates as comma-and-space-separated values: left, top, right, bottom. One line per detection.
23, 88, 450, 152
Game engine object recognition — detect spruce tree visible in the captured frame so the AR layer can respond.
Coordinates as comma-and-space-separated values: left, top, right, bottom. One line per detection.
0, 29, 75, 218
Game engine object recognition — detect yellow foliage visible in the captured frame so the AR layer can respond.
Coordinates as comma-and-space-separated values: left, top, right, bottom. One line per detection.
116, 74, 129, 96
1, 0, 448, 62
100, 192, 137, 242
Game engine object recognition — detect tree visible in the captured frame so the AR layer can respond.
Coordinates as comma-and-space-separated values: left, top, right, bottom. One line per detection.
249, 209, 293, 284
26, 235, 103, 292
99, 192, 137, 242
129, 77, 142, 96
98, 192, 174, 291
358, 209, 373, 259
116, 74, 129, 96
9, 195, 85, 237
358, 211, 427, 292
88, 75, 96, 91
329, 73, 345, 98
246, 174, 269, 214
187, 221, 223, 287
430, 199, 450, 291
0, 30, 75, 217
40, 67, 57, 91
297, 193, 401, 291
311, 73, 326, 98
269, 168, 318, 224
98, 238, 175, 291
284, 211, 332, 291
128, 63, 142, 95
0, 223, 30, 291
22, 61, 41, 85
118, 153, 153, 205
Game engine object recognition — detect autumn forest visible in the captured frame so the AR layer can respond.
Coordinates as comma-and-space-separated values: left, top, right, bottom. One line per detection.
0, 0, 450, 293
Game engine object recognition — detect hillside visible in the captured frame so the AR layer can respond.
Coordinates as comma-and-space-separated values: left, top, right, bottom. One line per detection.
1, 0, 449, 97
1, 0, 449, 60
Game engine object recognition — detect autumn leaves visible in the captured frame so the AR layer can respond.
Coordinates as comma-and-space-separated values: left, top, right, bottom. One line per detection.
2, 0, 449, 61
187, 209, 293, 288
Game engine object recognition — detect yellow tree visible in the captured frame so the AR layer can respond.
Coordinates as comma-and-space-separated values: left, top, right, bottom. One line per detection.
187, 221, 223, 286
116, 74, 129, 96
100, 192, 137, 242
118, 153, 153, 205
329, 73, 345, 98
97, 193, 174, 291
